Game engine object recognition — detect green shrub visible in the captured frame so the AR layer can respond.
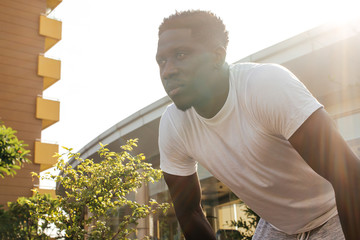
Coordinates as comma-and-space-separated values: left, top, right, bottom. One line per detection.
0, 124, 30, 178
20, 139, 169, 239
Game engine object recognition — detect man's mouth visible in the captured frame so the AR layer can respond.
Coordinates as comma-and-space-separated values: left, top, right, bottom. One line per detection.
166, 83, 183, 97
169, 86, 181, 97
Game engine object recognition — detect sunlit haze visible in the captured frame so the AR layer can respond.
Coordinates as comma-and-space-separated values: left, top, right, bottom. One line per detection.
40, 0, 359, 187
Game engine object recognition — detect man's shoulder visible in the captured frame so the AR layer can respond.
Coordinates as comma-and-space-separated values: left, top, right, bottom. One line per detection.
160, 103, 193, 127
229, 62, 264, 87
230, 62, 285, 76
230, 62, 259, 74
231, 62, 294, 90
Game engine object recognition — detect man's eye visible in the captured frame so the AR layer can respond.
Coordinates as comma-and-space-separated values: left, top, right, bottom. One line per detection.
157, 59, 166, 66
176, 53, 186, 59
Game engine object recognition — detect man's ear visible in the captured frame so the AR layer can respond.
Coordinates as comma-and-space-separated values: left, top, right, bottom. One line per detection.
213, 45, 227, 69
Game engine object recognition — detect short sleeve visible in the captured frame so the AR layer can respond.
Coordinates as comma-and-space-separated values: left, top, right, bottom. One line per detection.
159, 106, 197, 176
245, 64, 323, 139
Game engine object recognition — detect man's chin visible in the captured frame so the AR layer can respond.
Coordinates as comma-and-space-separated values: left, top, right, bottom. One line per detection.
173, 101, 192, 112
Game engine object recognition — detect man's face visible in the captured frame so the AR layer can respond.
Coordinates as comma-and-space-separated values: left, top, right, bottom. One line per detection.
156, 28, 215, 111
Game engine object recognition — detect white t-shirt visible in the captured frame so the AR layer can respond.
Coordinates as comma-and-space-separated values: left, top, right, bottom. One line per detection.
159, 63, 337, 234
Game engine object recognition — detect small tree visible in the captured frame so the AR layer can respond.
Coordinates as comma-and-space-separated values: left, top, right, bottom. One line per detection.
0, 124, 30, 178
32, 139, 169, 239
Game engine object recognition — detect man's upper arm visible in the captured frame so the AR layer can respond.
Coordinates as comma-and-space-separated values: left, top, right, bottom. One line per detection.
288, 108, 358, 181
289, 107, 360, 239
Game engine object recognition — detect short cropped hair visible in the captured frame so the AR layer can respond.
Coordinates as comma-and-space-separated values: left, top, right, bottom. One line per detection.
158, 10, 229, 49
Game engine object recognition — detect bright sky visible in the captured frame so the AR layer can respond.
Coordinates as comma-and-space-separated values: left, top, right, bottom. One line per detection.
41, 0, 359, 161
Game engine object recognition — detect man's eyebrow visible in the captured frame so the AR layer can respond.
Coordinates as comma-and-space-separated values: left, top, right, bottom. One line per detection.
174, 46, 192, 51
156, 46, 191, 57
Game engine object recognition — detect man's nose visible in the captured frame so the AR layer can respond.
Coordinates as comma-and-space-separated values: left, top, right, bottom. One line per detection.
161, 61, 179, 80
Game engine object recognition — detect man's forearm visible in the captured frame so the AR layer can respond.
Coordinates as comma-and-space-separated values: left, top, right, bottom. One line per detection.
176, 206, 216, 240
163, 173, 215, 239
332, 157, 360, 240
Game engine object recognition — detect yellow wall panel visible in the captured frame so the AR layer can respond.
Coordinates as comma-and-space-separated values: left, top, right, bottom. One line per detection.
34, 188, 57, 199
43, 77, 58, 90
46, 0, 62, 13
41, 119, 55, 129
34, 141, 58, 166
39, 15, 62, 39
36, 97, 60, 121
40, 164, 54, 172
38, 55, 61, 81
44, 37, 59, 52
36, 96, 60, 129
39, 15, 62, 51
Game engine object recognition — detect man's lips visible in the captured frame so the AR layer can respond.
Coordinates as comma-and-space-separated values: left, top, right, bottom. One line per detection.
166, 83, 183, 97
168, 86, 181, 97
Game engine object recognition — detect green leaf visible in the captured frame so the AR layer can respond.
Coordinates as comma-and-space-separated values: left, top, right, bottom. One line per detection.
12, 165, 21, 170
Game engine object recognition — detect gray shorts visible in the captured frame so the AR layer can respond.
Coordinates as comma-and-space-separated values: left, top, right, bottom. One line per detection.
252, 215, 345, 240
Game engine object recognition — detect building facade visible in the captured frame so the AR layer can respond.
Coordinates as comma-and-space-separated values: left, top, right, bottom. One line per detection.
65, 19, 360, 239
0, 0, 62, 206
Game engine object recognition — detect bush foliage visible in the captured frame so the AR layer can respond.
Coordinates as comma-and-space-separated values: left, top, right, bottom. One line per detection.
0, 124, 30, 178
0, 139, 169, 239
0, 194, 57, 239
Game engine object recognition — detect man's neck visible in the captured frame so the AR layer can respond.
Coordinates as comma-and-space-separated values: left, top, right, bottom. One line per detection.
194, 63, 230, 119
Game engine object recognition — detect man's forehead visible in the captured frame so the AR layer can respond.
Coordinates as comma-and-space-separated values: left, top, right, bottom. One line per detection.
157, 28, 199, 52
158, 28, 193, 42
